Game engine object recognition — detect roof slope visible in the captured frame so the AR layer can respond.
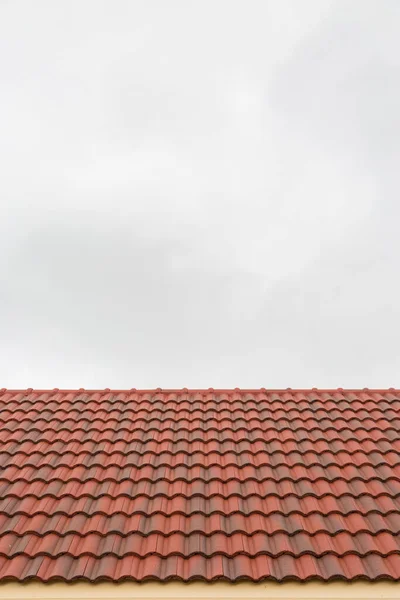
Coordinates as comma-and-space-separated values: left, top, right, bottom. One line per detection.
0, 388, 400, 582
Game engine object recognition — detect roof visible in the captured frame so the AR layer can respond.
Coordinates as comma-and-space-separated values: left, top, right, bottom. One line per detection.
0, 387, 400, 583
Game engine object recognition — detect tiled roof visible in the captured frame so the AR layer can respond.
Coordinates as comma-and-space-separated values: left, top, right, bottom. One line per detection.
0, 388, 400, 582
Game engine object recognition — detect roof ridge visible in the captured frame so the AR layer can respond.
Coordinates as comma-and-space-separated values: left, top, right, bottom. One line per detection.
1, 387, 399, 394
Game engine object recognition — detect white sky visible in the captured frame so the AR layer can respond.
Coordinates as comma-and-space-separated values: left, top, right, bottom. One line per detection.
1, 1, 399, 389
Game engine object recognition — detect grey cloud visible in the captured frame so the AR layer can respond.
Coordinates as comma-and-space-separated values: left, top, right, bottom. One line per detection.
269, 1, 400, 170
0, 1, 399, 388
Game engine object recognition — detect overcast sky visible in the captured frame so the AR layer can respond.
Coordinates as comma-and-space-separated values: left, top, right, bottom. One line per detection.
0, 1, 399, 390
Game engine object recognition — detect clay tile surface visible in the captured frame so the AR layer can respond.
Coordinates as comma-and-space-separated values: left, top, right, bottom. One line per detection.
0, 388, 400, 582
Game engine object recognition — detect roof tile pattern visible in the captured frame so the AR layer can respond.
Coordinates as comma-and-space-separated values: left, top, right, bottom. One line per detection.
0, 388, 400, 582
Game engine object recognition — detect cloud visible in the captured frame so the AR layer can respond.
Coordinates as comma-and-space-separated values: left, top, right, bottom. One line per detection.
0, 0, 399, 388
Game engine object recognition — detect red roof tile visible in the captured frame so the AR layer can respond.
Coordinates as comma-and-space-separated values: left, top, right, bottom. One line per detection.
0, 388, 400, 582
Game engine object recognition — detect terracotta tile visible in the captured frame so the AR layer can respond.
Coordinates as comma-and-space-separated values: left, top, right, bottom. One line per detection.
0, 389, 400, 582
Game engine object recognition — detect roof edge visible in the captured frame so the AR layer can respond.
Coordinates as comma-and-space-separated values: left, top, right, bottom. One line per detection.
1, 388, 399, 394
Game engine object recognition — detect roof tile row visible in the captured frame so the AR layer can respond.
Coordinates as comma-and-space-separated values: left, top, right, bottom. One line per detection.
0, 553, 399, 582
